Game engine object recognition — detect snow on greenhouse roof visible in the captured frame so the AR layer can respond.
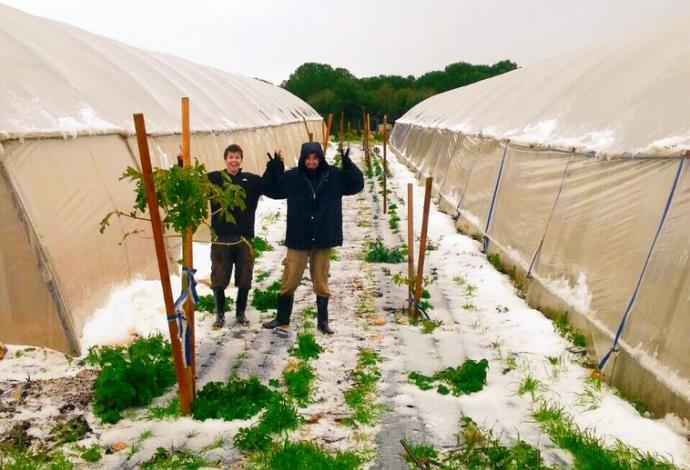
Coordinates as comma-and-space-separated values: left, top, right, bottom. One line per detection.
397, 16, 690, 157
0, 4, 320, 140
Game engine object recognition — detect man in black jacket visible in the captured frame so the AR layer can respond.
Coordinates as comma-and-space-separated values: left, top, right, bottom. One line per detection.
261, 141, 364, 334
207, 144, 263, 328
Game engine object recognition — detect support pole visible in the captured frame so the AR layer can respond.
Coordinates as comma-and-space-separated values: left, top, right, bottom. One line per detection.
302, 117, 312, 141
339, 110, 345, 145
180, 97, 196, 397
383, 114, 388, 214
413, 177, 433, 318
407, 183, 415, 318
322, 112, 333, 152
133, 113, 192, 415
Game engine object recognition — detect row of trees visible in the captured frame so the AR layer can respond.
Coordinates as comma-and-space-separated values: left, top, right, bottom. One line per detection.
281, 60, 517, 132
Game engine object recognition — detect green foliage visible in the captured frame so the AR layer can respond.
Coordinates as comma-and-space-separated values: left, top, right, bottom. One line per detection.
409, 359, 489, 396
50, 417, 90, 444
487, 253, 525, 294
282, 61, 517, 129
534, 402, 679, 469
251, 441, 362, 470
233, 397, 300, 452
401, 440, 439, 467
79, 444, 102, 463
553, 312, 587, 348
255, 270, 271, 283
410, 316, 441, 334
289, 332, 323, 361
100, 161, 246, 240
344, 348, 383, 425
85, 335, 176, 424
364, 239, 406, 263
140, 447, 213, 470
147, 397, 181, 420
283, 362, 315, 407
195, 294, 233, 313
192, 376, 277, 421
517, 374, 542, 400
251, 281, 282, 312
0, 448, 74, 470
252, 236, 274, 258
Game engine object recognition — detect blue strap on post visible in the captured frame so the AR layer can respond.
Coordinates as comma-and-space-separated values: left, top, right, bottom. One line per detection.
408, 295, 431, 320
167, 267, 199, 367
527, 150, 574, 279
482, 143, 509, 253
598, 156, 686, 370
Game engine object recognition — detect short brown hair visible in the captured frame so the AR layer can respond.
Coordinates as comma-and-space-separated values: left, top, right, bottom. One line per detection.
223, 144, 243, 159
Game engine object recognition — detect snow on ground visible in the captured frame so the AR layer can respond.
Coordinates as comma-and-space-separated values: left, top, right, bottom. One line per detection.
1, 144, 690, 468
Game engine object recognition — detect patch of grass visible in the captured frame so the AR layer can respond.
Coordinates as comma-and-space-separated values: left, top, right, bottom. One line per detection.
255, 269, 271, 283
401, 440, 438, 467
50, 416, 90, 444
487, 252, 526, 294
504, 355, 518, 373
462, 303, 477, 311
363, 239, 406, 263
464, 283, 477, 297
301, 307, 317, 319
252, 236, 274, 258
329, 249, 340, 261
517, 374, 542, 400
534, 401, 679, 469
234, 397, 300, 452
0, 448, 74, 470
192, 376, 277, 421
85, 335, 176, 424
410, 316, 441, 334
614, 389, 649, 416
344, 348, 383, 426
289, 332, 323, 361
251, 281, 282, 312
147, 397, 181, 420
283, 362, 315, 407
409, 359, 489, 396
195, 294, 233, 313
553, 312, 587, 348
251, 441, 362, 470
79, 444, 102, 463
140, 447, 213, 469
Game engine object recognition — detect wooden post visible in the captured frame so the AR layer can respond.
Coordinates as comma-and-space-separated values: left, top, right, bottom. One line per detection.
407, 183, 415, 318
339, 111, 345, 144
133, 113, 193, 415
383, 115, 388, 172
413, 177, 433, 318
347, 121, 351, 135
383, 114, 388, 214
180, 98, 196, 397
365, 113, 371, 169
302, 117, 312, 141
322, 112, 333, 152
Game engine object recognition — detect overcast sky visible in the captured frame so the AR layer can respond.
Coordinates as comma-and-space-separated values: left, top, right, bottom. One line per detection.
2, 0, 690, 84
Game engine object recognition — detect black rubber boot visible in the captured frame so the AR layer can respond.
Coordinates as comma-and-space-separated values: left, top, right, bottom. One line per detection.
316, 295, 334, 335
263, 294, 293, 329
212, 287, 225, 329
235, 288, 250, 325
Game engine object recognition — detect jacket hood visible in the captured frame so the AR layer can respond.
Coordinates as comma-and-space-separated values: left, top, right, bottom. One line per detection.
298, 141, 328, 173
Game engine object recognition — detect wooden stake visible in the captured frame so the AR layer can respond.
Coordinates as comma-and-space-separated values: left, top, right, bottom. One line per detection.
180, 98, 196, 397
413, 177, 433, 318
322, 112, 333, 151
383, 115, 388, 172
302, 117, 312, 141
339, 110, 345, 144
383, 114, 388, 214
133, 113, 192, 415
407, 183, 415, 318
347, 121, 351, 135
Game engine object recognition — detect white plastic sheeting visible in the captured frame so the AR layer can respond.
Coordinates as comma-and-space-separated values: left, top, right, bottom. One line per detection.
0, 4, 320, 139
397, 16, 690, 157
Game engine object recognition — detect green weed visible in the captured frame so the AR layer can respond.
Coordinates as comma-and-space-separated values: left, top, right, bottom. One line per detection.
140, 447, 213, 469
409, 359, 489, 396
252, 236, 274, 258
147, 397, 181, 420
517, 374, 542, 400
79, 444, 102, 463
0, 448, 74, 470
344, 348, 383, 426
250, 441, 362, 470
364, 239, 406, 263
553, 312, 587, 348
50, 416, 90, 444
85, 335, 176, 424
196, 294, 233, 313
234, 397, 300, 452
289, 332, 323, 361
283, 362, 315, 407
192, 376, 277, 421
251, 281, 282, 312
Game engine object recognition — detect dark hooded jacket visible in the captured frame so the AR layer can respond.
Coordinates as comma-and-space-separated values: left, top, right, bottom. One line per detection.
263, 142, 364, 249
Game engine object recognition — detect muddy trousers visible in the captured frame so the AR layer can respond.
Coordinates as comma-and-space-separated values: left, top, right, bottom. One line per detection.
279, 248, 332, 297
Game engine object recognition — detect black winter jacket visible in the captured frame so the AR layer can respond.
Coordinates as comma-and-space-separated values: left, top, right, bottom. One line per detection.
207, 169, 263, 239
263, 142, 364, 249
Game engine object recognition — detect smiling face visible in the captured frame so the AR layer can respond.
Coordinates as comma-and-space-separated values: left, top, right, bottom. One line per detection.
225, 151, 242, 174
304, 153, 320, 170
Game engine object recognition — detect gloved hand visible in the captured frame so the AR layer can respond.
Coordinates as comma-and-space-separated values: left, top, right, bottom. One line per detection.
341, 146, 353, 170
266, 150, 284, 174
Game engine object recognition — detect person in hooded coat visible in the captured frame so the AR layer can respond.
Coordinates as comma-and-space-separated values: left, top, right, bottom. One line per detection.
261, 141, 364, 334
